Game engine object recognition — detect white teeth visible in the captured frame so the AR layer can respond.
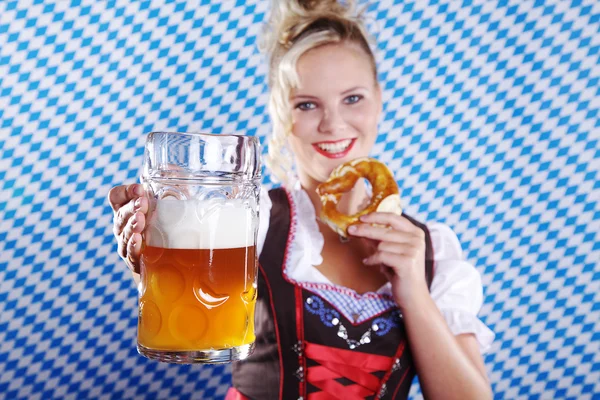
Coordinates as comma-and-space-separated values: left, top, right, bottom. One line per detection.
316, 139, 353, 153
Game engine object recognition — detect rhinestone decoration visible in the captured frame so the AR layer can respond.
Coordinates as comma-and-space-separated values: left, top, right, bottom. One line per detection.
378, 383, 387, 399
292, 341, 303, 356
347, 340, 360, 350
392, 358, 401, 372
360, 330, 372, 344
294, 366, 304, 381
337, 324, 348, 340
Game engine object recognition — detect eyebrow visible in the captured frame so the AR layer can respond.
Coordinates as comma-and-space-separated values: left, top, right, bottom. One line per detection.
341, 86, 368, 94
292, 94, 319, 100
292, 86, 368, 100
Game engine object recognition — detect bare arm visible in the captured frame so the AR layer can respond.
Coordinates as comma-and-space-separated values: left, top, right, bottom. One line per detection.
401, 290, 492, 400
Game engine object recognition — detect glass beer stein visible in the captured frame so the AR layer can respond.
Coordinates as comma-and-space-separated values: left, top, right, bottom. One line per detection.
137, 132, 261, 364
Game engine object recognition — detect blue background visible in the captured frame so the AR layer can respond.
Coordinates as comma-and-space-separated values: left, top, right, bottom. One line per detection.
1, 0, 599, 399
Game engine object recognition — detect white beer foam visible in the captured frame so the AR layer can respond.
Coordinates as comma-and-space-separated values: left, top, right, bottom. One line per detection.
145, 199, 256, 250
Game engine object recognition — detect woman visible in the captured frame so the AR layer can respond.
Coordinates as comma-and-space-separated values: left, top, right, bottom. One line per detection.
108, 1, 494, 398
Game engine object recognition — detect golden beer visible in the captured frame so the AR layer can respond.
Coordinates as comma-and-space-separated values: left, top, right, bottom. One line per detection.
138, 245, 256, 350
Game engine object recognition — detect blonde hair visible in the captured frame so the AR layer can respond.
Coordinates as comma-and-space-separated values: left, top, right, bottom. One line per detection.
261, 0, 377, 186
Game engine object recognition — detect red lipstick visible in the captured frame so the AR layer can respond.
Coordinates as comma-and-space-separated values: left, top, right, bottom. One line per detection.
312, 139, 356, 159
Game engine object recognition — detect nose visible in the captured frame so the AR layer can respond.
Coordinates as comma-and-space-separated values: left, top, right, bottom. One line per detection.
318, 107, 346, 135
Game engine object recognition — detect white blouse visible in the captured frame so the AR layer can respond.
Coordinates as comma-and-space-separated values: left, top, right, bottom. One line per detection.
256, 186, 495, 354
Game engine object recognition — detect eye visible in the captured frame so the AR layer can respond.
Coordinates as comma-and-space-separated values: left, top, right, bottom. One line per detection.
344, 95, 363, 104
295, 102, 317, 111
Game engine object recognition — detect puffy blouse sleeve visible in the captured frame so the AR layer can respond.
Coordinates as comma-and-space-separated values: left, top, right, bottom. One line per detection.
256, 186, 272, 258
429, 222, 495, 354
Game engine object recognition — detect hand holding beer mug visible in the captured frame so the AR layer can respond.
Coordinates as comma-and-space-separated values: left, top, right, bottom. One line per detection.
137, 132, 261, 363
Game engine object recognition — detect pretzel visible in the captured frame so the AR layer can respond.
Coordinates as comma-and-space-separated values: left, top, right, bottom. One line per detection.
316, 157, 402, 238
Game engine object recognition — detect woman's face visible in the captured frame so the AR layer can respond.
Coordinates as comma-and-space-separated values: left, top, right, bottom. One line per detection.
289, 42, 382, 184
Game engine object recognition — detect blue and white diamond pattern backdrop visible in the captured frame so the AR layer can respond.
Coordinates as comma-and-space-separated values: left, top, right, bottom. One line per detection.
1, 0, 599, 399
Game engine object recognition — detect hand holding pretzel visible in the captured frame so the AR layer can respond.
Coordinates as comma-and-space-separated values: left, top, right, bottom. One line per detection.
317, 158, 428, 307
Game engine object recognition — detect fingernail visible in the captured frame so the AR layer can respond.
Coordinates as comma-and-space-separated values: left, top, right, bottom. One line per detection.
359, 215, 368, 221
362, 257, 369, 264
134, 185, 143, 196
132, 215, 137, 227
348, 225, 357, 233
134, 198, 141, 209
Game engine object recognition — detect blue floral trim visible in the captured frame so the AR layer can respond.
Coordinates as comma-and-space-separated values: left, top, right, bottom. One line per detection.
305, 295, 401, 333
372, 310, 402, 336
305, 295, 340, 327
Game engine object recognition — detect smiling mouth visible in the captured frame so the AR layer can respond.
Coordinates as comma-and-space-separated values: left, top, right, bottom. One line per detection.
312, 139, 356, 159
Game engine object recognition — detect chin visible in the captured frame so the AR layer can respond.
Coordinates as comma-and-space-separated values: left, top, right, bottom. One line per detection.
304, 168, 331, 185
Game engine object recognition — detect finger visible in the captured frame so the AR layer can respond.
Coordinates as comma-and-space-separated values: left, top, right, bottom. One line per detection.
363, 251, 410, 267
376, 241, 415, 255
117, 230, 127, 260
347, 223, 413, 244
114, 200, 136, 238
126, 232, 142, 274
359, 213, 420, 234
108, 184, 144, 212
121, 211, 146, 253
113, 196, 148, 238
